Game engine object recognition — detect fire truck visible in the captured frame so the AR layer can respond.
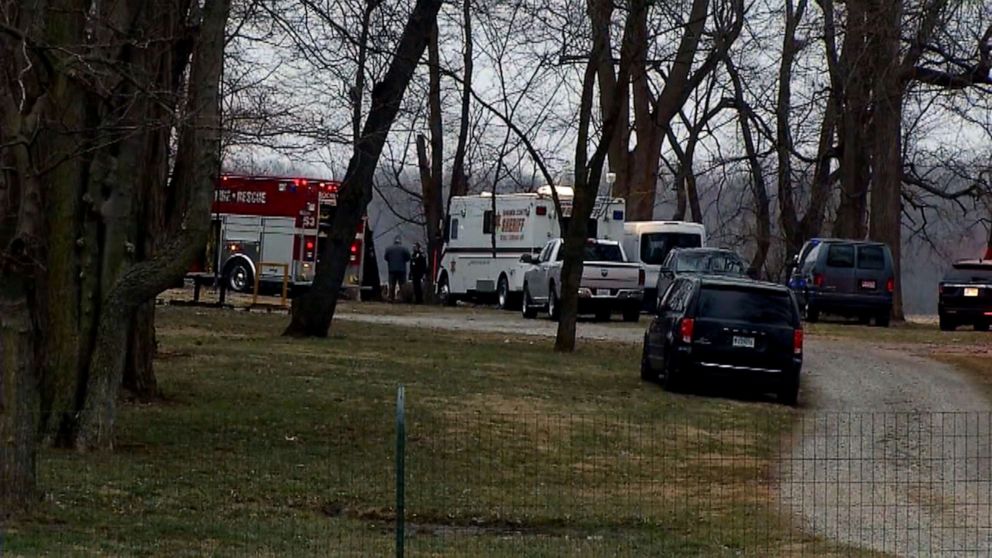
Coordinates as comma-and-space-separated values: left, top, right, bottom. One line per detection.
192, 174, 367, 295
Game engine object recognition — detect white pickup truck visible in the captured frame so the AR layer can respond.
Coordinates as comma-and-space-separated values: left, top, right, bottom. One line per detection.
520, 238, 645, 322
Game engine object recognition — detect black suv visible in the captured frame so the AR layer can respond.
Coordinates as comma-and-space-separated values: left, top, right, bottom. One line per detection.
654, 248, 749, 310
939, 260, 992, 331
641, 276, 803, 405
787, 238, 895, 326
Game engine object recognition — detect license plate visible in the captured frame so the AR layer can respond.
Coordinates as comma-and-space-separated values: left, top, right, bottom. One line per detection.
596, 288, 610, 296
965, 287, 980, 297
732, 336, 755, 348
860, 280, 876, 290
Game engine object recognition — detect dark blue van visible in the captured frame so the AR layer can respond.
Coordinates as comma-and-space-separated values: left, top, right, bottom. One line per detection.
787, 239, 895, 327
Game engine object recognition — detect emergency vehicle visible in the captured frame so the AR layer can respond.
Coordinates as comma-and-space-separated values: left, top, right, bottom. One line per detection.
192, 174, 367, 295
436, 186, 627, 309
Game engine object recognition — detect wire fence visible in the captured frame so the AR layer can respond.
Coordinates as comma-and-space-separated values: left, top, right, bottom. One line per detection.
15, 400, 992, 556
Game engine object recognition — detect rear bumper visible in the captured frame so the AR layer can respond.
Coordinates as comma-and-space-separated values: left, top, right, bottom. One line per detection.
675, 349, 802, 383
939, 303, 992, 322
576, 288, 642, 313
806, 291, 891, 313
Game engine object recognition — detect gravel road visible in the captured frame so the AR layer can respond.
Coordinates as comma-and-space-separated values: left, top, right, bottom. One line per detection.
338, 309, 992, 556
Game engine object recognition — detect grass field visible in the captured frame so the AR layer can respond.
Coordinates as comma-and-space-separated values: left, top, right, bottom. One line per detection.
6, 305, 868, 556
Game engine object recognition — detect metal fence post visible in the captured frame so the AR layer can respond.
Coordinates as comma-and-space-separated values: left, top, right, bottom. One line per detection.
395, 385, 406, 558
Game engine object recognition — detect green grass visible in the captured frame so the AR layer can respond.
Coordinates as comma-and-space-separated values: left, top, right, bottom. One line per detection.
6, 306, 860, 556
806, 319, 991, 347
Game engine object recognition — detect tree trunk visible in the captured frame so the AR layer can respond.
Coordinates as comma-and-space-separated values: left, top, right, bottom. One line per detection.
285, 0, 444, 337
449, 0, 473, 198
122, 303, 159, 399
832, 0, 875, 239
0, 278, 39, 514
420, 21, 444, 301
868, 0, 904, 320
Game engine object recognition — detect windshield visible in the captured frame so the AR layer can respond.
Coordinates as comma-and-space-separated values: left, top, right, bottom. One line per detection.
673, 252, 746, 274
559, 243, 625, 262
945, 264, 992, 283
641, 232, 702, 265
696, 287, 796, 326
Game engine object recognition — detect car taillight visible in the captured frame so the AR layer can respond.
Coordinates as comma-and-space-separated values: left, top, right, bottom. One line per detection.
638, 268, 645, 286
813, 273, 824, 287
938, 283, 943, 295
679, 318, 695, 344
886, 278, 894, 293
349, 241, 360, 262
793, 329, 804, 355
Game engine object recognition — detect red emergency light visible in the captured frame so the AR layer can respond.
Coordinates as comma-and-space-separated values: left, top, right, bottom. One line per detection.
306, 241, 315, 250
535, 206, 548, 216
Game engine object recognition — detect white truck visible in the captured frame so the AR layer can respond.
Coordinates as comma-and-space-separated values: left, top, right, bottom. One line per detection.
436, 186, 627, 309
621, 221, 706, 309
520, 238, 644, 322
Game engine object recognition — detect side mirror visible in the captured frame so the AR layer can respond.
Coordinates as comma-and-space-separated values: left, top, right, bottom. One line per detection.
520, 254, 536, 264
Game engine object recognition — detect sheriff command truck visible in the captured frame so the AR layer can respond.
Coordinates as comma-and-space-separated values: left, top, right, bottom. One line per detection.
436, 186, 626, 309
192, 174, 367, 296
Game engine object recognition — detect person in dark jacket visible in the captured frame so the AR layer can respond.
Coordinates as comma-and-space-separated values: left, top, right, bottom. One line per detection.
410, 242, 428, 304
384, 236, 411, 302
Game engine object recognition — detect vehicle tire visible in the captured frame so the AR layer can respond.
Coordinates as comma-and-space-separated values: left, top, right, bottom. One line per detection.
438, 276, 457, 307
976, 321, 990, 332
939, 315, 956, 331
521, 285, 538, 319
804, 304, 819, 323
661, 351, 684, 393
225, 259, 253, 293
496, 275, 513, 310
547, 285, 560, 321
640, 339, 656, 382
778, 371, 800, 407
875, 311, 891, 328
622, 307, 640, 323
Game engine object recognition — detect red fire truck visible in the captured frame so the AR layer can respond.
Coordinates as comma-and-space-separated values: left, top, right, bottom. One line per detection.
193, 174, 367, 295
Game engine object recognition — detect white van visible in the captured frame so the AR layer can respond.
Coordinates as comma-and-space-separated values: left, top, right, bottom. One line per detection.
622, 221, 707, 307
437, 186, 627, 309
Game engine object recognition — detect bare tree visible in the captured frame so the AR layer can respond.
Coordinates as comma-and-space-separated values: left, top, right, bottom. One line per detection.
284, 0, 444, 337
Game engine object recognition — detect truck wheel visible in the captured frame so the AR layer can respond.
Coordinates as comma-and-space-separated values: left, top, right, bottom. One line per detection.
496, 275, 519, 310
226, 260, 253, 293
661, 355, 684, 393
804, 303, 819, 323
939, 315, 956, 331
622, 307, 640, 323
438, 276, 457, 307
976, 321, 990, 332
547, 286, 560, 321
521, 285, 538, 319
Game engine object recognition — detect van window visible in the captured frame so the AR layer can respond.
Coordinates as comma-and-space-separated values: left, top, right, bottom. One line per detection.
826, 244, 854, 268
641, 232, 702, 265
483, 211, 495, 234
857, 245, 885, 270
450, 218, 459, 240
696, 287, 796, 326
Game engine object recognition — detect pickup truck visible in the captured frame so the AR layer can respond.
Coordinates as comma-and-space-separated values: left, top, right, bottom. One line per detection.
520, 238, 645, 322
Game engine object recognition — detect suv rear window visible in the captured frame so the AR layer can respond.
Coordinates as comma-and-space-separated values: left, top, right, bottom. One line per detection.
696, 287, 796, 326
945, 265, 992, 282
826, 244, 855, 268
857, 245, 885, 270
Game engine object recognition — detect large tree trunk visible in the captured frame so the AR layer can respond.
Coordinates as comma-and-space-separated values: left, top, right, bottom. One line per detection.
0, 278, 40, 514
868, 0, 905, 320
418, 22, 444, 300
284, 0, 443, 337
832, 0, 875, 239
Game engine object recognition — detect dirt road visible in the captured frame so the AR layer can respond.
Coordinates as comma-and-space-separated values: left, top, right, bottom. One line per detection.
338, 307, 992, 556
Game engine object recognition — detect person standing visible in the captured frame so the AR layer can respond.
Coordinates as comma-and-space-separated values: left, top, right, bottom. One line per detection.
410, 242, 428, 304
384, 236, 411, 302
